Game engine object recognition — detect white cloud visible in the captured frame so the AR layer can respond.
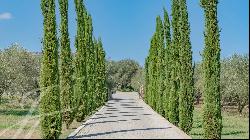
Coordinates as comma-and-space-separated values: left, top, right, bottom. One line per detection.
0, 12, 12, 20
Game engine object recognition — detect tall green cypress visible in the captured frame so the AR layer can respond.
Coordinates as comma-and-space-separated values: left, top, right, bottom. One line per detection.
40, 0, 62, 138
86, 14, 96, 114
168, 0, 181, 125
83, 13, 91, 115
155, 16, 165, 115
97, 39, 108, 104
74, 0, 88, 122
94, 38, 101, 107
59, 0, 74, 129
146, 35, 155, 108
201, 0, 222, 138
149, 34, 158, 110
144, 57, 149, 104
178, 0, 194, 133
163, 8, 172, 119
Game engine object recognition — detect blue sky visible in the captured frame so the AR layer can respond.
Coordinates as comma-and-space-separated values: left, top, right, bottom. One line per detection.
0, 0, 249, 66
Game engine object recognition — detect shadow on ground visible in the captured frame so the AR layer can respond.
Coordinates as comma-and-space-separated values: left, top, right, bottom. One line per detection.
69, 127, 172, 139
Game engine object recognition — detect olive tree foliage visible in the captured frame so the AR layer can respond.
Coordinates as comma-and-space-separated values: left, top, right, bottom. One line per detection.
131, 67, 145, 92
106, 59, 140, 92
0, 44, 40, 106
193, 63, 203, 105
106, 60, 118, 91
220, 54, 249, 114
194, 54, 249, 114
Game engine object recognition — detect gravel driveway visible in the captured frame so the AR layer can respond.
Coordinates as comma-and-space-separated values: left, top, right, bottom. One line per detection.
68, 92, 191, 139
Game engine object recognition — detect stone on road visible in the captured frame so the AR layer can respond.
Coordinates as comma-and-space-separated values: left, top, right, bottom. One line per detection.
68, 92, 191, 139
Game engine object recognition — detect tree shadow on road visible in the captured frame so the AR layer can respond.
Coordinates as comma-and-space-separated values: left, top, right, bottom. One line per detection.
69, 127, 172, 139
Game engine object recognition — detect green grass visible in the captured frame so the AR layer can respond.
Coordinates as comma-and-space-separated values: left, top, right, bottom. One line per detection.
0, 103, 103, 139
190, 106, 249, 139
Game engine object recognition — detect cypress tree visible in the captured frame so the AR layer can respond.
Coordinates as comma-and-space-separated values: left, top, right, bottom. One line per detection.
168, 0, 181, 125
94, 38, 101, 107
97, 39, 108, 104
149, 34, 158, 110
40, 0, 62, 138
155, 16, 165, 115
147, 34, 157, 109
94, 38, 107, 106
201, 0, 222, 138
86, 14, 95, 114
59, 0, 74, 129
74, 0, 88, 122
144, 57, 149, 104
163, 8, 172, 119
178, 0, 194, 133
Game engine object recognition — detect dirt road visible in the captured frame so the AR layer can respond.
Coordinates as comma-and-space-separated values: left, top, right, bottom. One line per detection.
68, 92, 191, 139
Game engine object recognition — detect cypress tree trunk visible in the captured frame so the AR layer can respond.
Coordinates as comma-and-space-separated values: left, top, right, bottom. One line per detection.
59, 0, 74, 129
168, 0, 181, 125
201, 0, 222, 138
74, 0, 88, 122
40, 0, 62, 138
163, 8, 172, 120
178, 0, 194, 133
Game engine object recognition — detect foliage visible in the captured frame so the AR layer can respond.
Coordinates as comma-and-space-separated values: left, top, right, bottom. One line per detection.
131, 67, 145, 92
73, 0, 88, 122
106, 59, 140, 92
0, 44, 40, 105
162, 8, 171, 120
86, 14, 95, 116
59, 0, 74, 129
194, 54, 249, 114
40, 0, 62, 138
193, 63, 203, 105
144, 57, 149, 104
73, 0, 107, 122
220, 54, 249, 114
168, 0, 181, 125
95, 39, 107, 105
178, 0, 194, 133
201, 0, 222, 138
155, 16, 165, 115
145, 34, 158, 109
106, 60, 118, 91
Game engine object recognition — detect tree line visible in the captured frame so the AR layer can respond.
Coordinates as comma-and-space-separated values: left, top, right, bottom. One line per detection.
1, 46, 247, 115
194, 54, 249, 114
40, 0, 107, 139
145, 0, 222, 138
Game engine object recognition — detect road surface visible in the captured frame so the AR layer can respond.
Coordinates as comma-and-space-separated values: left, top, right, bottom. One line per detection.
68, 92, 191, 139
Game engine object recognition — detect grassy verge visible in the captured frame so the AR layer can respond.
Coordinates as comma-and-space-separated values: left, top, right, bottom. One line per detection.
0, 104, 103, 139
190, 106, 249, 139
